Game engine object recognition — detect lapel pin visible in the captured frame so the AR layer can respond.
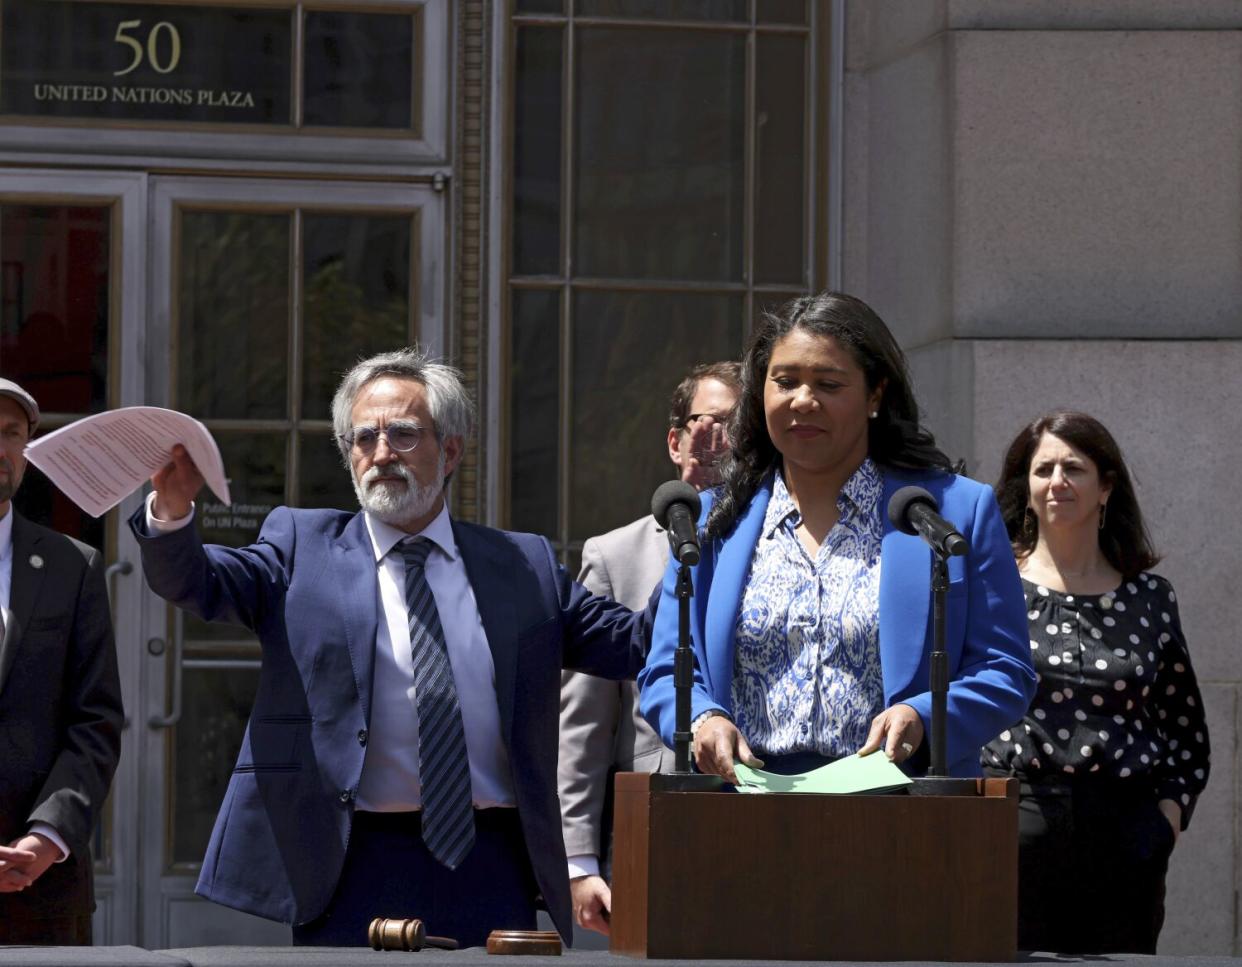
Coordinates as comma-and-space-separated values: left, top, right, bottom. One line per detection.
29, 554, 43, 569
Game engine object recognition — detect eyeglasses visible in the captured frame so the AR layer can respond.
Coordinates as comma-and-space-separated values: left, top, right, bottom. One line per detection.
341, 422, 424, 455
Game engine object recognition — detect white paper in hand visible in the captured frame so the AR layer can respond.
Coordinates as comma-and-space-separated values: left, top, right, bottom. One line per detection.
24, 406, 231, 518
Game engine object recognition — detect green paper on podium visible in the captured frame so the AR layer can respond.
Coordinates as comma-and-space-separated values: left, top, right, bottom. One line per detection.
732, 752, 913, 795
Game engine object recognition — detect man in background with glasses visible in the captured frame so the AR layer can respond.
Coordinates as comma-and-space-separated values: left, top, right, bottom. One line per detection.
129, 348, 647, 948
559, 361, 740, 941
0, 379, 123, 945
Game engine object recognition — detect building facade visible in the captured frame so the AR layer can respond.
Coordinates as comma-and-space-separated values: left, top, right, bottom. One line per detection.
0, 0, 1236, 952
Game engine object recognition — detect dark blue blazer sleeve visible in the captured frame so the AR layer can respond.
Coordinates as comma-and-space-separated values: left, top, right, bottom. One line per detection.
128, 503, 295, 632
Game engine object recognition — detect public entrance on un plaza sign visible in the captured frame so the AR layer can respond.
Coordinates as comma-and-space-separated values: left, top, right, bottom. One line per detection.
0, 0, 451, 946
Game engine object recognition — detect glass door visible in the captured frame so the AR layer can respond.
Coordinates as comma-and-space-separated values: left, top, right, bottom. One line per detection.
0, 167, 149, 945
139, 175, 445, 947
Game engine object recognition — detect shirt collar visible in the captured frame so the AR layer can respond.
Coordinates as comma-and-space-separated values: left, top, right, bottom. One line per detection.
364, 501, 458, 565
0, 506, 13, 560
842, 457, 883, 519
763, 468, 800, 538
762, 458, 882, 539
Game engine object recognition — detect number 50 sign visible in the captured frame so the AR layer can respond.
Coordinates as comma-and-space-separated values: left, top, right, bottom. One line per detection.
113, 19, 183, 76
0, 1, 290, 124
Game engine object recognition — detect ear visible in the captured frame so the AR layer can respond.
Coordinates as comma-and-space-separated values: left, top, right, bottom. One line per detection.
667, 426, 684, 469
1100, 471, 1115, 505
440, 435, 466, 480
868, 378, 888, 416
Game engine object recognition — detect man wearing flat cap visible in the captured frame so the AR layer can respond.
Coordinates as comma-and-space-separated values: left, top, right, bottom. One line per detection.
0, 378, 124, 944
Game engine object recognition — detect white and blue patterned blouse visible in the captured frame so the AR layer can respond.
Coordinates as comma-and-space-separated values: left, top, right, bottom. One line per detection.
730, 459, 885, 758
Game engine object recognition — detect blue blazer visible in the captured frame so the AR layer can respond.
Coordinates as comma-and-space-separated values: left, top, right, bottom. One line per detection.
129, 506, 644, 943
638, 469, 1036, 777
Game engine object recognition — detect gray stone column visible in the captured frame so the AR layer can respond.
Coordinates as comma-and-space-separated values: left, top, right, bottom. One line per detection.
845, 1, 1242, 953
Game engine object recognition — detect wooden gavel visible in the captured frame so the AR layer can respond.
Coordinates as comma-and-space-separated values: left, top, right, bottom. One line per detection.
367, 917, 459, 951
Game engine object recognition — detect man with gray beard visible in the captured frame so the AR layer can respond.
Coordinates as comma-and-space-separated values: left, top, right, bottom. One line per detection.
128, 348, 646, 948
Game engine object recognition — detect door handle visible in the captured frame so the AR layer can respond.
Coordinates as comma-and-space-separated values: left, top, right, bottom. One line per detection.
148, 611, 183, 729
104, 560, 132, 613
104, 561, 134, 728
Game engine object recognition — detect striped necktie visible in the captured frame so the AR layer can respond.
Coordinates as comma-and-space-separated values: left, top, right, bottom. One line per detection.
397, 538, 475, 869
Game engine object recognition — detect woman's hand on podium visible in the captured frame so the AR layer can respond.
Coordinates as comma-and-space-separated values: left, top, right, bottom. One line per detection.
694, 716, 764, 785
858, 703, 924, 764
570, 874, 612, 936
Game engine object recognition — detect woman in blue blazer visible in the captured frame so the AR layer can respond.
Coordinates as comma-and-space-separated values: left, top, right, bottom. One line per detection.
639, 292, 1036, 781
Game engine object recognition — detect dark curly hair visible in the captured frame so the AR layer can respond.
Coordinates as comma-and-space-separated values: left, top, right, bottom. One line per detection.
996, 410, 1159, 579
705, 292, 956, 539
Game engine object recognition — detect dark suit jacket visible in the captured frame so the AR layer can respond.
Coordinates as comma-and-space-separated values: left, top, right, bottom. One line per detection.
0, 512, 123, 919
129, 505, 644, 944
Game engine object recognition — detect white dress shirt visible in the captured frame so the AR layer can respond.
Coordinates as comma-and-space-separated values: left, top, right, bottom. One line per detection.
144, 495, 516, 812
0, 506, 71, 861
356, 505, 515, 810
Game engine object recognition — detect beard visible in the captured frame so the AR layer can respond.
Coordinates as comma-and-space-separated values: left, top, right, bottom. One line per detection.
352, 454, 445, 526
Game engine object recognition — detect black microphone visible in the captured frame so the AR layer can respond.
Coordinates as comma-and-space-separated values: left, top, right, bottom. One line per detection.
887, 486, 970, 558
651, 480, 702, 566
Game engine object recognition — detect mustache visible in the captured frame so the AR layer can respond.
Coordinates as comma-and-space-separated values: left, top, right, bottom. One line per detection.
362, 464, 413, 485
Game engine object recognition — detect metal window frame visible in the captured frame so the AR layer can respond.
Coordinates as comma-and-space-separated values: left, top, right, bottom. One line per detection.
490, 0, 836, 557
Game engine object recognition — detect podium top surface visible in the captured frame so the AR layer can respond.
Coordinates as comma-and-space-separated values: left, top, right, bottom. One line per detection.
0, 948, 1234, 967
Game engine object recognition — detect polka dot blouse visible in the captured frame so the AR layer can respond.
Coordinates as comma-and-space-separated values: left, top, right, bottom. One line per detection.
983, 573, 1210, 821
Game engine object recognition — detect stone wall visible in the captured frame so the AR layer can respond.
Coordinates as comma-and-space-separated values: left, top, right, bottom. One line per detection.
847, 2, 1242, 952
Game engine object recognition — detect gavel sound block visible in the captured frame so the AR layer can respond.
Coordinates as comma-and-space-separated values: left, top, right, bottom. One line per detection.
367, 917, 459, 951
486, 930, 563, 955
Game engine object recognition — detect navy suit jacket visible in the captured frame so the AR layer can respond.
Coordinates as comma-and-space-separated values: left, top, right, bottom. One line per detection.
638, 469, 1036, 777
129, 505, 644, 942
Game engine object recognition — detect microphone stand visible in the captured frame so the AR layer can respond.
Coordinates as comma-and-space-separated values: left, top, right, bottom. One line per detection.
909, 548, 976, 796
674, 562, 694, 774
651, 559, 722, 792
930, 550, 949, 777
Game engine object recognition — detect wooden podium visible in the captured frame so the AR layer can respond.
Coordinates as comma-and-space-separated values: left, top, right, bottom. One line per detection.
609, 772, 1018, 961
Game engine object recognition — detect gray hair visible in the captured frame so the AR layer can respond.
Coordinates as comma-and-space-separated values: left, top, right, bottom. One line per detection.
331, 347, 475, 466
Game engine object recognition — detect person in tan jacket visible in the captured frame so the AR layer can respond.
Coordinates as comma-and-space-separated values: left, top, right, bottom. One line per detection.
558, 361, 739, 937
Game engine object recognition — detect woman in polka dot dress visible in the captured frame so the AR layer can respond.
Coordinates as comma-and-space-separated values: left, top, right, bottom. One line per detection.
982, 411, 1209, 954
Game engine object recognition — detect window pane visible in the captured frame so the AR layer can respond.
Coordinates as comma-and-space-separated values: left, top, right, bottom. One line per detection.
301, 213, 411, 421
757, 0, 808, 24
0, 205, 108, 414
516, 0, 564, 12
577, 0, 746, 19
183, 431, 284, 643
178, 211, 289, 420
2, 203, 109, 549
753, 289, 805, 323
513, 27, 563, 276
754, 33, 806, 285
303, 12, 413, 129
170, 664, 258, 865
569, 290, 742, 541
575, 29, 745, 281
299, 432, 357, 511
509, 288, 560, 538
